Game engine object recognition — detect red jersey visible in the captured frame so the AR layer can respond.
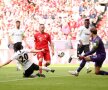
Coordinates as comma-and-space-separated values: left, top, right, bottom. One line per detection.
34, 32, 51, 51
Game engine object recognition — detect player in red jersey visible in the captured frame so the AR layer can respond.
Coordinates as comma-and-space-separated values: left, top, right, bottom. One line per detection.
34, 23, 55, 75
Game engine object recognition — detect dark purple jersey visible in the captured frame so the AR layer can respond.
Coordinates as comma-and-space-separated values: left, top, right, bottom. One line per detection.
85, 36, 106, 58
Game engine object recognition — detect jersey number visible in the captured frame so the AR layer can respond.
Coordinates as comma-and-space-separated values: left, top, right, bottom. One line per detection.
19, 53, 28, 63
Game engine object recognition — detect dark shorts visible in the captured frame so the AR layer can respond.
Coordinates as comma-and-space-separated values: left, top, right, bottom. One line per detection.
23, 63, 39, 77
90, 54, 106, 67
77, 44, 90, 56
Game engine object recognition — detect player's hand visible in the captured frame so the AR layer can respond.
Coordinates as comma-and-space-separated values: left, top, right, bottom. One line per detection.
8, 43, 13, 49
84, 56, 91, 61
78, 40, 83, 48
41, 49, 45, 51
33, 53, 36, 56
52, 51, 54, 56
27, 45, 32, 49
78, 55, 84, 60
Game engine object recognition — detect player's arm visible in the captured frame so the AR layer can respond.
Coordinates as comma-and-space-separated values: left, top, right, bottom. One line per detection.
8, 31, 13, 44
84, 40, 99, 56
0, 53, 17, 68
29, 49, 44, 53
0, 60, 12, 68
25, 48, 44, 54
22, 32, 31, 49
50, 41, 54, 55
76, 28, 83, 47
49, 35, 54, 55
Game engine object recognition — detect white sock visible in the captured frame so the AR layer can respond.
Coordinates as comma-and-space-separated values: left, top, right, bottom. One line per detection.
42, 66, 51, 72
86, 62, 90, 70
16, 61, 21, 69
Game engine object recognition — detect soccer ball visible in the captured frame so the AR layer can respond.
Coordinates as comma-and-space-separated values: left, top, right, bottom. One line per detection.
58, 52, 65, 58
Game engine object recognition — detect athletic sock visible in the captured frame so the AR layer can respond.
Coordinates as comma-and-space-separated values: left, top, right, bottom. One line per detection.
77, 60, 86, 72
98, 70, 108, 75
42, 66, 51, 72
39, 61, 42, 74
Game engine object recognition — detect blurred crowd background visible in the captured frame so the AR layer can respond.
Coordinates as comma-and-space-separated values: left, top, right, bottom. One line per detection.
0, 0, 108, 41
0, 0, 108, 64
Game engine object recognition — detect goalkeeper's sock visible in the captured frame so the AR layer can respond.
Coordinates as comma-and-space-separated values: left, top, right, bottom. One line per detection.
98, 70, 108, 75
77, 60, 86, 72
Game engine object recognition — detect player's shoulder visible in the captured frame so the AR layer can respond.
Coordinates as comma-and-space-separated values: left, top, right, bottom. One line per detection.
78, 26, 85, 30
34, 32, 40, 36
11, 51, 19, 60
44, 32, 50, 36
21, 48, 31, 53
19, 29, 24, 32
95, 36, 101, 42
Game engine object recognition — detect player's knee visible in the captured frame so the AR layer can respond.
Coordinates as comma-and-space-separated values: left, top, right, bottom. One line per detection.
39, 58, 43, 62
45, 62, 50, 67
95, 71, 100, 75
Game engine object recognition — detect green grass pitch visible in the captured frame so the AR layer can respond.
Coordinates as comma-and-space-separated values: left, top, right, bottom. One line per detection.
0, 64, 108, 90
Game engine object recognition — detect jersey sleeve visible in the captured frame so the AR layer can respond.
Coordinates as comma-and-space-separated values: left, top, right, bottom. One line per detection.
9, 30, 14, 36
76, 27, 83, 41
48, 34, 51, 44
21, 29, 25, 37
23, 49, 31, 53
84, 39, 99, 56
34, 33, 37, 42
10, 53, 18, 61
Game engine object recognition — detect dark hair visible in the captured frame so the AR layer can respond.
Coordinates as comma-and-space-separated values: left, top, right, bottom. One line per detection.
90, 27, 97, 34
14, 42, 23, 52
16, 20, 20, 23
85, 18, 90, 22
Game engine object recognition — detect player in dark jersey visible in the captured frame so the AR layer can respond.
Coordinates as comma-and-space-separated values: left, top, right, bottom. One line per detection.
69, 27, 108, 76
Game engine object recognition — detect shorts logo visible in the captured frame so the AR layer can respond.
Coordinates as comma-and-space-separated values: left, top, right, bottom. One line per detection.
93, 55, 97, 58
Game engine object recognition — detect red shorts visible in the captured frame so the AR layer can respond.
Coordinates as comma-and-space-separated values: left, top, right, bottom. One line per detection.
36, 51, 51, 61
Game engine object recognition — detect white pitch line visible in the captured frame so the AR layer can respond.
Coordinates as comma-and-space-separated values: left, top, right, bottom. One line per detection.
0, 75, 71, 83
0, 78, 32, 83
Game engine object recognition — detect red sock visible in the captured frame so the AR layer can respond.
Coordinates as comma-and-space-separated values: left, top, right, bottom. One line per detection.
39, 61, 42, 74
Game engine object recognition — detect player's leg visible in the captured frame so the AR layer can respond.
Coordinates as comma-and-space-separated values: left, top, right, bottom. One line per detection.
38, 58, 43, 74
16, 60, 22, 71
23, 65, 35, 78
95, 61, 108, 75
73, 45, 85, 72
84, 55, 108, 75
44, 60, 50, 67
44, 61, 55, 73
68, 45, 84, 76
23, 63, 45, 78
32, 62, 55, 77
68, 44, 84, 63
95, 66, 108, 75
37, 52, 43, 74
85, 62, 92, 73
44, 52, 55, 73
32, 63, 46, 77
84, 45, 92, 73
77, 44, 84, 57
69, 60, 86, 76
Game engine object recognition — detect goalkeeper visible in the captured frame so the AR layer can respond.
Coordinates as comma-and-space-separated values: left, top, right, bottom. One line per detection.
69, 27, 108, 76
